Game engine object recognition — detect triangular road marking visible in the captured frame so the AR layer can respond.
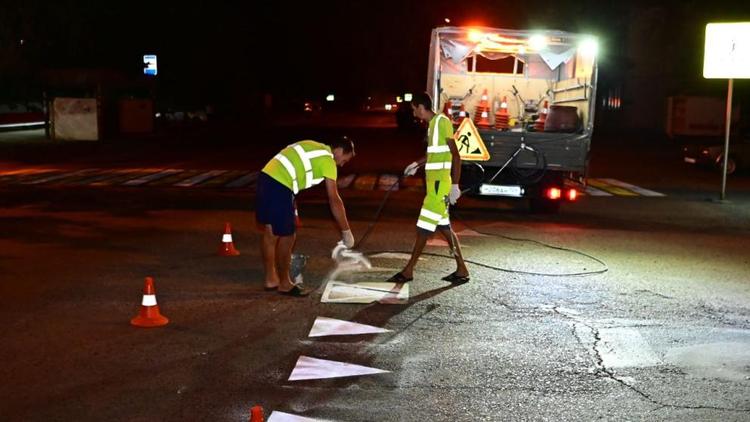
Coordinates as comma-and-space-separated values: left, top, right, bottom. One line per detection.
309, 316, 391, 337
453, 118, 490, 161
288, 356, 390, 381
321, 281, 409, 304
268, 411, 331, 422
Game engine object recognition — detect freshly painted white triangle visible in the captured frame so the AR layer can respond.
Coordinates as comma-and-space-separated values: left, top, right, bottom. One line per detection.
288, 355, 390, 381
321, 281, 409, 304
309, 316, 391, 337
268, 411, 331, 422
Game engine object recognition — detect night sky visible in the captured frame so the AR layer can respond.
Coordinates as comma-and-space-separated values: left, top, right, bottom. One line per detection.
1, 0, 749, 108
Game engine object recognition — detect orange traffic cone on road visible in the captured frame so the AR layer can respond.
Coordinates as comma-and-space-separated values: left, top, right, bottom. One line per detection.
131, 277, 169, 328
219, 222, 240, 256
249, 405, 264, 422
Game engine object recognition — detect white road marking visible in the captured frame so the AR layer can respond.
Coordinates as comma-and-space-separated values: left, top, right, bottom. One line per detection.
599, 178, 665, 197
585, 186, 613, 196
308, 316, 391, 337
123, 169, 182, 186
173, 170, 226, 187
224, 171, 259, 188
288, 355, 389, 381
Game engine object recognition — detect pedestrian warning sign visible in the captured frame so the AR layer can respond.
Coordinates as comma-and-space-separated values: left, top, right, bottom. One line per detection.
453, 118, 490, 161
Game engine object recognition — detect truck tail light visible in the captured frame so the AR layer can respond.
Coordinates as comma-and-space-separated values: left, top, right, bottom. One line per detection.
546, 187, 562, 200
567, 188, 578, 201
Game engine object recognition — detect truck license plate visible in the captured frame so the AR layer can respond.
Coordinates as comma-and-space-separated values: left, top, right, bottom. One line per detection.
479, 184, 523, 197
683, 157, 697, 164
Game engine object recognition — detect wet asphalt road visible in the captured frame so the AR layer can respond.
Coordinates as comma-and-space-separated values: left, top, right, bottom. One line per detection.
1, 122, 749, 421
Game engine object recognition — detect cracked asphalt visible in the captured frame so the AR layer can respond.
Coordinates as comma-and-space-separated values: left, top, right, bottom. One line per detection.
1, 128, 749, 421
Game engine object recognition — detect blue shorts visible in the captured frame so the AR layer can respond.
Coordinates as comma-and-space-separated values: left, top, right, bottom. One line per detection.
255, 172, 296, 236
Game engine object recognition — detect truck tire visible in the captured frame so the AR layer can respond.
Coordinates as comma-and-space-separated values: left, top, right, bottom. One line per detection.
529, 198, 561, 214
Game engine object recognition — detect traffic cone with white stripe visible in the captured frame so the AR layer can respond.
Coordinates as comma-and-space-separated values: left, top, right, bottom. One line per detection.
131, 277, 169, 327
249, 405, 264, 422
219, 222, 240, 256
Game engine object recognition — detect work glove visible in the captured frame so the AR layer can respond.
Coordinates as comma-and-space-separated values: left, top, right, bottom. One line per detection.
341, 229, 355, 248
449, 184, 461, 205
403, 161, 420, 177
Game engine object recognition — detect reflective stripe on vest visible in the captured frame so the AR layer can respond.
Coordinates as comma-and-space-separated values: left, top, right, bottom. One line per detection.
424, 161, 452, 170
273, 153, 299, 193
274, 143, 334, 194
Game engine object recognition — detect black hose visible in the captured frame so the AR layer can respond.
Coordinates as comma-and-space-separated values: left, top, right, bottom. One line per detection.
350, 165, 609, 278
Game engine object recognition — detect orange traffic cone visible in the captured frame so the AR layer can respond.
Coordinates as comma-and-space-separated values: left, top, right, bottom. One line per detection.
534, 100, 548, 131
442, 99, 453, 119
219, 222, 240, 256
131, 277, 169, 327
454, 104, 468, 125
494, 96, 510, 130
249, 405, 264, 422
474, 89, 492, 129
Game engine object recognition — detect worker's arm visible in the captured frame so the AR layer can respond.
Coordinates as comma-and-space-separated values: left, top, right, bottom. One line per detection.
447, 136, 463, 205
325, 178, 354, 246
447, 136, 462, 183
403, 157, 426, 176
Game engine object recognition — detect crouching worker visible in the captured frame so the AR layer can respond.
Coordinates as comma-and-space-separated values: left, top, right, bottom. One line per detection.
256, 137, 356, 296
388, 92, 469, 285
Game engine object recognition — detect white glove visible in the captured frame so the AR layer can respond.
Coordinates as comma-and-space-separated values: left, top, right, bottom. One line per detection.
341, 229, 355, 248
403, 161, 420, 177
449, 184, 461, 205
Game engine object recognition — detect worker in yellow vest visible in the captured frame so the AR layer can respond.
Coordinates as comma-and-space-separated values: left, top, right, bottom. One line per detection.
257, 137, 356, 296
388, 93, 469, 284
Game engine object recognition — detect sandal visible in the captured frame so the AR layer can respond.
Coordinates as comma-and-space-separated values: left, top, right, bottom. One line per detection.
386, 272, 413, 283
278, 285, 310, 297
264, 285, 278, 291
441, 272, 470, 284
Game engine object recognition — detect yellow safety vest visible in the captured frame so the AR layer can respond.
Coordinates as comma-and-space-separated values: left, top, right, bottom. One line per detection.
262, 141, 337, 194
425, 114, 453, 182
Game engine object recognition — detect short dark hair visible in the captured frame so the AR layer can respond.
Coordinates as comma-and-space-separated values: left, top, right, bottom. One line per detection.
330, 136, 355, 155
411, 92, 433, 111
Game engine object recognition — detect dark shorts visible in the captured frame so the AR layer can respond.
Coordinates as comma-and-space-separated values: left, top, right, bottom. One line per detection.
255, 172, 296, 236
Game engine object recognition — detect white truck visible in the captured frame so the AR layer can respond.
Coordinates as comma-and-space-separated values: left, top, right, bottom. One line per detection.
428, 26, 599, 212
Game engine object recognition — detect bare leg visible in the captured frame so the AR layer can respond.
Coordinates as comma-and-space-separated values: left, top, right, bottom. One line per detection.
276, 233, 297, 291
400, 229, 430, 279
438, 226, 469, 277
261, 225, 280, 288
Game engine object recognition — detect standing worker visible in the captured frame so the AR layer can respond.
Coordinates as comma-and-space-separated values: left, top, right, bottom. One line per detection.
388, 93, 470, 284
256, 137, 356, 296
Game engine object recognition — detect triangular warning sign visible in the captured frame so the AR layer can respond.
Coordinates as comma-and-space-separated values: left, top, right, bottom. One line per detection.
288, 356, 390, 381
308, 316, 391, 337
268, 411, 330, 422
453, 118, 490, 161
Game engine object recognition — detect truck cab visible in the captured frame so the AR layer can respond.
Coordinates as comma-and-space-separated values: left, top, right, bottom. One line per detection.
428, 27, 599, 212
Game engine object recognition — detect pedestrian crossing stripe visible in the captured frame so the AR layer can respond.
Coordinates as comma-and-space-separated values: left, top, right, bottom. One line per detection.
597, 178, 665, 197
587, 179, 639, 196
174, 170, 227, 187
149, 169, 205, 186
223, 171, 259, 188
123, 169, 183, 186
0, 169, 665, 196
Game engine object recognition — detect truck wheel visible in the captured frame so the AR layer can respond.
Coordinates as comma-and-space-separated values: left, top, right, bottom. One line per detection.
529, 198, 561, 214
717, 155, 737, 175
